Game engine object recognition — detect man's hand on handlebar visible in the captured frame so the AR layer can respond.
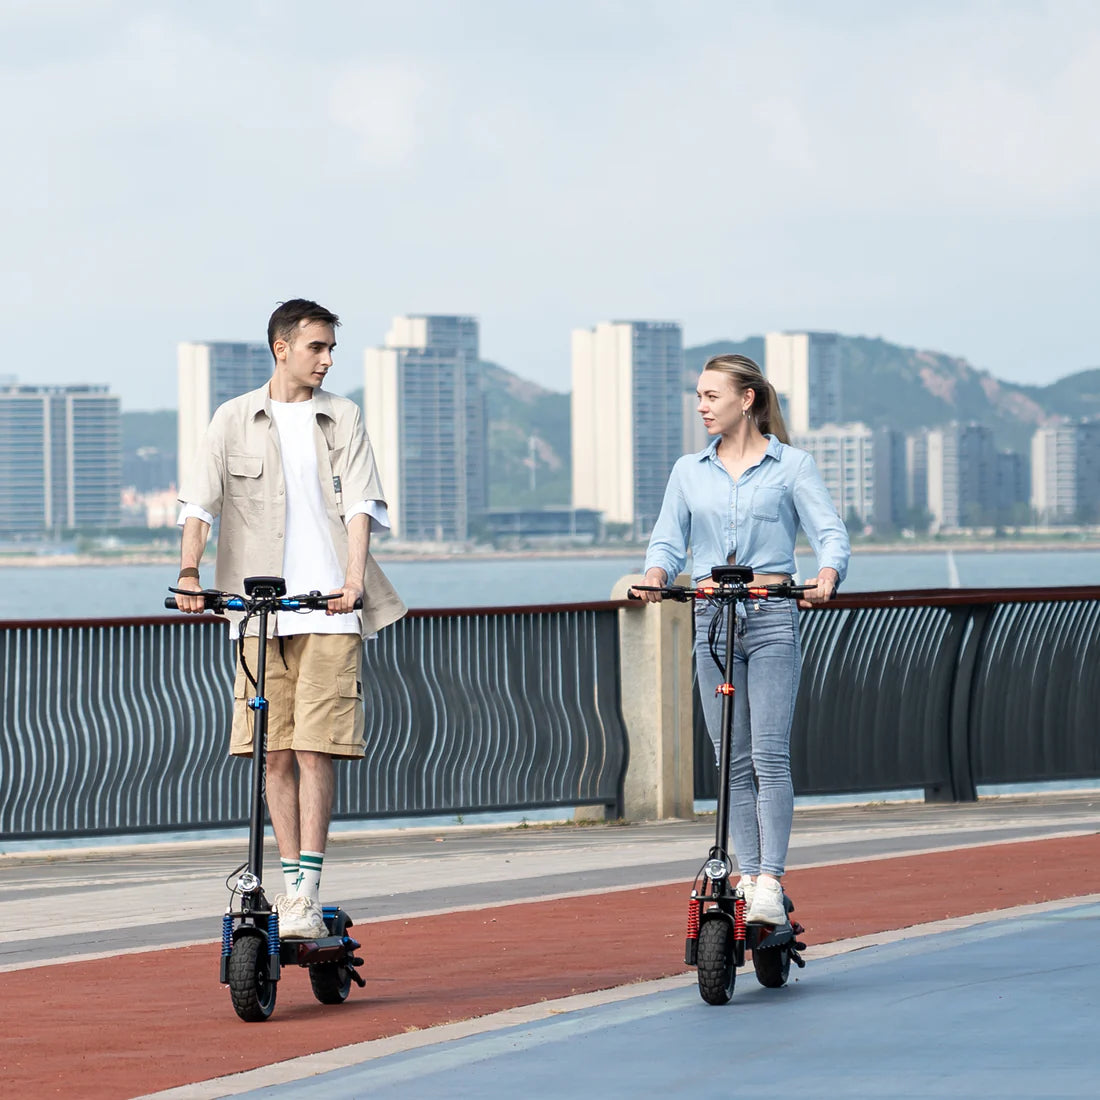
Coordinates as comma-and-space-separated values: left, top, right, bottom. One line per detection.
174, 575, 208, 615
799, 567, 839, 609
326, 580, 364, 616
630, 567, 668, 603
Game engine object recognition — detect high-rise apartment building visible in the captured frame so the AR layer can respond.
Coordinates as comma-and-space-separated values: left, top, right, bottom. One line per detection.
0, 383, 121, 534
791, 423, 876, 527
1031, 419, 1100, 523
905, 429, 929, 523
926, 423, 996, 530
682, 391, 710, 455
363, 315, 487, 542
764, 332, 842, 432
177, 342, 271, 489
572, 321, 683, 536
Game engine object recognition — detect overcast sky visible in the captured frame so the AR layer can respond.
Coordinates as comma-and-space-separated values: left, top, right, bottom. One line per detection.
4, 0, 1097, 409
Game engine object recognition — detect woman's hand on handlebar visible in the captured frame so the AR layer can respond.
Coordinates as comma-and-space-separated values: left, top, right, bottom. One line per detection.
799, 567, 839, 609
174, 576, 208, 614
326, 580, 364, 615
631, 567, 668, 603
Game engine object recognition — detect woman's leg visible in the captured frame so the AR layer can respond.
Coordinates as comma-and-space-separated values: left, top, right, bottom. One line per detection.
695, 612, 759, 876
743, 601, 801, 878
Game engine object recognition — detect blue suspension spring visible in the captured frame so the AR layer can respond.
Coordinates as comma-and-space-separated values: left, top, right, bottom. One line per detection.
267, 911, 280, 954
221, 913, 233, 957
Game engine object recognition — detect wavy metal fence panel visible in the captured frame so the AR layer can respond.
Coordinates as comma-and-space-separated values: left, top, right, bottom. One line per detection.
0, 605, 629, 840
694, 588, 1100, 803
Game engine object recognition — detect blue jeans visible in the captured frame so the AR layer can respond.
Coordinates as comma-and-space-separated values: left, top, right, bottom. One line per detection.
695, 598, 801, 877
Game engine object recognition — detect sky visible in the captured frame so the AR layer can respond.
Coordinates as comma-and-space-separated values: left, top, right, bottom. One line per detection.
3, 0, 1098, 409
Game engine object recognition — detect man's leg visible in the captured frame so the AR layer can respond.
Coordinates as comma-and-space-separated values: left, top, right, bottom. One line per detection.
296, 750, 335, 852
295, 750, 335, 904
264, 748, 301, 862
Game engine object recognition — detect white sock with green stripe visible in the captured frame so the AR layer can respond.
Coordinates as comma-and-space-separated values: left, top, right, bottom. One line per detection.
298, 850, 324, 903
281, 857, 301, 896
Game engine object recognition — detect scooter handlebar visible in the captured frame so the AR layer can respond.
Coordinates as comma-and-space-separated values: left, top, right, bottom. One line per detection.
628, 580, 818, 603
165, 589, 363, 613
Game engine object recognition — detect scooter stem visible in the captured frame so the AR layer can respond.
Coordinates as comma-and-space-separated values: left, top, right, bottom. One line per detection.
713, 597, 737, 862
247, 608, 270, 888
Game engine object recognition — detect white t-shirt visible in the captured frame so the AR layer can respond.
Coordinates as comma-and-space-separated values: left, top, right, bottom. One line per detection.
269, 399, 350, 636
177, 397, 390, 636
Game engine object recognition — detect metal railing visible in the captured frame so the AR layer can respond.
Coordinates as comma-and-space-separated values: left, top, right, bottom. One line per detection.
0, 603, 630, 840
694, 587, 1100, 802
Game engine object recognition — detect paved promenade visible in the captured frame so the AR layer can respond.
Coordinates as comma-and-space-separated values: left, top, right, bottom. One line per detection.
2, 794, 1098, 1097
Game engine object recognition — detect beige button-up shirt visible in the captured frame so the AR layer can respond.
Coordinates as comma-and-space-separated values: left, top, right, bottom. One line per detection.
179, 385, 406, 637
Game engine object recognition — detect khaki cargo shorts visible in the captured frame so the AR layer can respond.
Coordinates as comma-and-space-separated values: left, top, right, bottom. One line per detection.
230, 633, 365, 759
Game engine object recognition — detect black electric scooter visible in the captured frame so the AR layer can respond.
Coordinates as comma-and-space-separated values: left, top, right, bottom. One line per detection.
631, 565, 811, 1005
166, 575, 366, 1022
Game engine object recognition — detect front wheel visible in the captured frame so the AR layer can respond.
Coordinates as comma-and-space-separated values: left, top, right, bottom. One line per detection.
752, 945, 791, 989
696, 919, 736, 1005
227, 935, 277, 1022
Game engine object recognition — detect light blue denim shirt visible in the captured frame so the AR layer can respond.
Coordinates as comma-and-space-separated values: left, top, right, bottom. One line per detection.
644, 434, 851, 585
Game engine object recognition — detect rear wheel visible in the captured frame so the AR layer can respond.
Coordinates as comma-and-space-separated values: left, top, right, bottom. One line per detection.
310, 958, 353, 1004
752, 945, 791, 988
696, 919, 736, 1005
227, 935, 277, 1022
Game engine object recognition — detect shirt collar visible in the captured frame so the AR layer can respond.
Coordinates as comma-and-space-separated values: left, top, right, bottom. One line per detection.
696, 433, 783, 462
246, 383, 337, 422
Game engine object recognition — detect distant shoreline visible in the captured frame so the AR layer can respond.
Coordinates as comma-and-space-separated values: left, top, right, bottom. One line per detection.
2, 540, 1099, 568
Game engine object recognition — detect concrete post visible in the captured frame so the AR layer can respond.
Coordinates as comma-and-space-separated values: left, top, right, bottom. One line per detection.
609, 572, 695, 821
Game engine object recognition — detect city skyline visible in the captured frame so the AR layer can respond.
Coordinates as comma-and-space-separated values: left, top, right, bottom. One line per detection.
5, 2, 1098, 411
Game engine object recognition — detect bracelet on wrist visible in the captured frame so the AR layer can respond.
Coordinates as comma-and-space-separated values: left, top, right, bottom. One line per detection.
178, 567, 200, 581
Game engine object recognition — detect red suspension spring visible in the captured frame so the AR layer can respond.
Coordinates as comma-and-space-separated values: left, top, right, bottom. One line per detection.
733, 895, 747, 941
686, 897, 701, 940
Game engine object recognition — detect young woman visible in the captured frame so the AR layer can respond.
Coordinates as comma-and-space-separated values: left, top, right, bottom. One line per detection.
634, 354, 850, 924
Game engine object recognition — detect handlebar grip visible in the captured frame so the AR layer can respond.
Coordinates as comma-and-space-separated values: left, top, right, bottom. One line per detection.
164, 596, 178, 609
627, 591, 641, 601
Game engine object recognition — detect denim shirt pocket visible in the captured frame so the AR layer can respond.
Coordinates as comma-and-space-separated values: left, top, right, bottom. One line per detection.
750, 485, 784, 522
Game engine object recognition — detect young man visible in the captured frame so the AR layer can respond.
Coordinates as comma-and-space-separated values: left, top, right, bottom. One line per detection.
175, 299, 405, 938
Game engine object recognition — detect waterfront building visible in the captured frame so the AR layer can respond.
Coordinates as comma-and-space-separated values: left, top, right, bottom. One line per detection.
1031, 419, 1100, 523
0, 383, 121, 534
572, 320, 683, 536
177, 341, 270, 489
764, 331, 842, 432
483, 506, 604, 544
926, 423, 996, 530
364, 315, 487, 542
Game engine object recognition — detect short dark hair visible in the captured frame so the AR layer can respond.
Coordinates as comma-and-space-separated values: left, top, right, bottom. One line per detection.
267, 299, 341, 359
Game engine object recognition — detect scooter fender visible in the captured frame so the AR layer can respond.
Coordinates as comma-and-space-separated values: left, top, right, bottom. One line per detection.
699, 909, 746, 969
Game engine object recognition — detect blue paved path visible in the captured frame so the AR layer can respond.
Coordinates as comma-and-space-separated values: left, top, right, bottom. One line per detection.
238, 901, 1100, 1099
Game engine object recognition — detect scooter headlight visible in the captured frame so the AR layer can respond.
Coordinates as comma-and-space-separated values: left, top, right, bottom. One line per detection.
236, 871, 261, 895
704, 858, 728, 882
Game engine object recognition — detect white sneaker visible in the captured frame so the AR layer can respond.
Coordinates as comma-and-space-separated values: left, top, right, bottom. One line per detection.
275, 894, 329, 939
745, 876, 786, 926
736, 876, 755, 909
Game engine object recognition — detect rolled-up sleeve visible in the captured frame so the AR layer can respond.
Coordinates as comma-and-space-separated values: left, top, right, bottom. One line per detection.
644, 461, 691, 580
792, 453, 850, 584
337, 407, 387, 509
178, 408, 227, 519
